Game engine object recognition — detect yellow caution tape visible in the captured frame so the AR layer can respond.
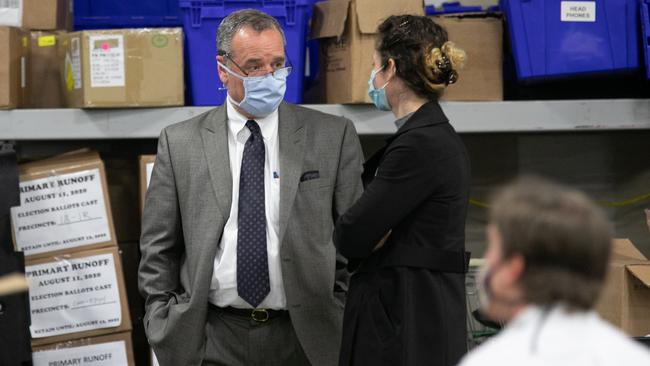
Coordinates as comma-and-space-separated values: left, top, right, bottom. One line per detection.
469, 199, 490, 208
470, 192, 650, 209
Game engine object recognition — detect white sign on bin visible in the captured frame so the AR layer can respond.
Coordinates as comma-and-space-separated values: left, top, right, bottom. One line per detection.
561, 1, 596, 22
11, 168, 112, 256
32, 340, 128, 366
26, 253, 122, 338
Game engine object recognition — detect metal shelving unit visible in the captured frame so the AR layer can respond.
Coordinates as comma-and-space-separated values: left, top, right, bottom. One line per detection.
1, 99, 649, 140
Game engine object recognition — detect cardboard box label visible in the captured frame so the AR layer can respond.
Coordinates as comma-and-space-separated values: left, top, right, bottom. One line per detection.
38, 35, 56, 47
71, 37, 82, 89
11, 168, 113, 256
0, 0, 22, 27
561, 1, 596, 22
20, 55, 25, 88
26, 253, 122, 338
33, 340, 128, 366
89, 35, 125, 88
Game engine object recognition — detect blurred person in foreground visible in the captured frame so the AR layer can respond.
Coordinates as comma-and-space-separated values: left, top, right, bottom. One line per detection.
459, 176, 650, 366
334, 15, 471, 366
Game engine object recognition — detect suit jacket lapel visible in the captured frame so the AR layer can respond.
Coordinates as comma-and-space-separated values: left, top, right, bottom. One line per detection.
278, 103, 305, 243
200, 105, 233, 222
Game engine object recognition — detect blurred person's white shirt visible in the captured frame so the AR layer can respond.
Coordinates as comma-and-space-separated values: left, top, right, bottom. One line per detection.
459, 305, 650, 366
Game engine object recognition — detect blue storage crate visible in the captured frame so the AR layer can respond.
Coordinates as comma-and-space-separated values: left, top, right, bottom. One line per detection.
426, 2, 484, 16
641, 0, 650, 79
74, 0, 182, 30
180, 0, 312, 106
501, 0, 640, 80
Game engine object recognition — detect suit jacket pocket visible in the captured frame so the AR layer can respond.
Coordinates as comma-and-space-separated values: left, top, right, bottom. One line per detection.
298, 177, 330, 192
146, 292, 191, 341
369, 293, 396, 345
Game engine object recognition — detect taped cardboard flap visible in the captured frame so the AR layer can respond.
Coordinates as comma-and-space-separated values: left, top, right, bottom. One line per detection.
19, 150, 101, 176
627, 265, 650, 288
355, 0, 425, 35
311, 0, 350, 39
611, 239, 647, 261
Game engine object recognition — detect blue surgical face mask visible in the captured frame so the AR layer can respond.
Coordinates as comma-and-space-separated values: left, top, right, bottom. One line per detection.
218, 61, 289, 118
368, 66, 391, 111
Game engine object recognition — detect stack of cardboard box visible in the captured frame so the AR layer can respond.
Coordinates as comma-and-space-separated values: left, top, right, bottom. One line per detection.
1, 1, 185, 109
58, 28, 185, 108
9, 150, 135, 365
309, 0, 504, 103
0, 0, 71, 109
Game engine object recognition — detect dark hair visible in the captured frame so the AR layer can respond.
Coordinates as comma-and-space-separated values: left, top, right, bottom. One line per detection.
376, 15, 466, 100
217, 9, 285, 57
489, 176, 613, 310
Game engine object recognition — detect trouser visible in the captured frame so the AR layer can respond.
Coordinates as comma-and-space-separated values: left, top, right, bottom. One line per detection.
202, 305, 311, 366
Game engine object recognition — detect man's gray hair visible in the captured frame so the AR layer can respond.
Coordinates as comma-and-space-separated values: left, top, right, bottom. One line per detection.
217, 9, 286, 56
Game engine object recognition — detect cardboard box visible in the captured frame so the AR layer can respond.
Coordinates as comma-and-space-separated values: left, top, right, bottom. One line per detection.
28, 31, 65, 108
118, 241, 149, 366
58, 28, 185, 108
596, 239, 650, 336
10, 151, 118, 259
26, 246, 132, 346
32, 332, 135, 365
433, 13, 503, 101
106, 157, 141, 242
0, 0, 71, 30
0, 26, 29, 109
139, 155, 156, 213
311, 0, 424, 104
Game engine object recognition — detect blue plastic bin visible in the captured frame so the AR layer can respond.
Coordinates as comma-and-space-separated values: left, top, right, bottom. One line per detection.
641, 0, 650, 79
74, 0, 181, 30
426, 2, 483, 16
501, 0, 640, 80
180, 0, 312, 106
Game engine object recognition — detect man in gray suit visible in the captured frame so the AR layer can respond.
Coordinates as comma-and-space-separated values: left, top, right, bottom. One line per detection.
139, 9, 364, 366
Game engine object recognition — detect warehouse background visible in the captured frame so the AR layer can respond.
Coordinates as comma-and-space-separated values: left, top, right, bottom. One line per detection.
2, 0, 650, 365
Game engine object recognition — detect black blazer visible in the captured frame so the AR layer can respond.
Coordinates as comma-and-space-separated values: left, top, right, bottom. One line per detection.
334, 101, 471, 366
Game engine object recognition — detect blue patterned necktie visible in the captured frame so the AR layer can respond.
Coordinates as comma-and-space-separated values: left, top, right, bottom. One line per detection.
237, 120, 270, 308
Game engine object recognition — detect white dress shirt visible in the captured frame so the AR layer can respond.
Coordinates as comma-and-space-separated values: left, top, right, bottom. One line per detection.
459, 305, 650, 366
208, 97, 285, 309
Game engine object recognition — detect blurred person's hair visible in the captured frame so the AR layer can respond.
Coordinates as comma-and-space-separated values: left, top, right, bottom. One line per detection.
489, 176, 612, 310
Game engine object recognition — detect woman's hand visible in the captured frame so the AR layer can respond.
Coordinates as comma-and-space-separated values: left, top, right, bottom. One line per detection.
373, 230, 392, 252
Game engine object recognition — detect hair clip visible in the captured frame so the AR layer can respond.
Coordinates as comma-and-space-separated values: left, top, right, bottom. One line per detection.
435, 53, 457, 85
447, 70, 459, 85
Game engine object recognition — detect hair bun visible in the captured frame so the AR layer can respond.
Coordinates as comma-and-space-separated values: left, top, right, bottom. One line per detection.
424, 41, 466, 88
441, 42, 467, 71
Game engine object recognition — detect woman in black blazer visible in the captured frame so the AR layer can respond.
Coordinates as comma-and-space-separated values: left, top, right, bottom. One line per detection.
335, 15, 471, 366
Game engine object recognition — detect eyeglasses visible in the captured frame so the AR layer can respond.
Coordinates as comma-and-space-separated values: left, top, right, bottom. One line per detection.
218, 50, 293, 79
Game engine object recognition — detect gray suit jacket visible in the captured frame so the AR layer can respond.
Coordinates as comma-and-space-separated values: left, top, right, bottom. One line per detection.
139, 102, 364, 366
